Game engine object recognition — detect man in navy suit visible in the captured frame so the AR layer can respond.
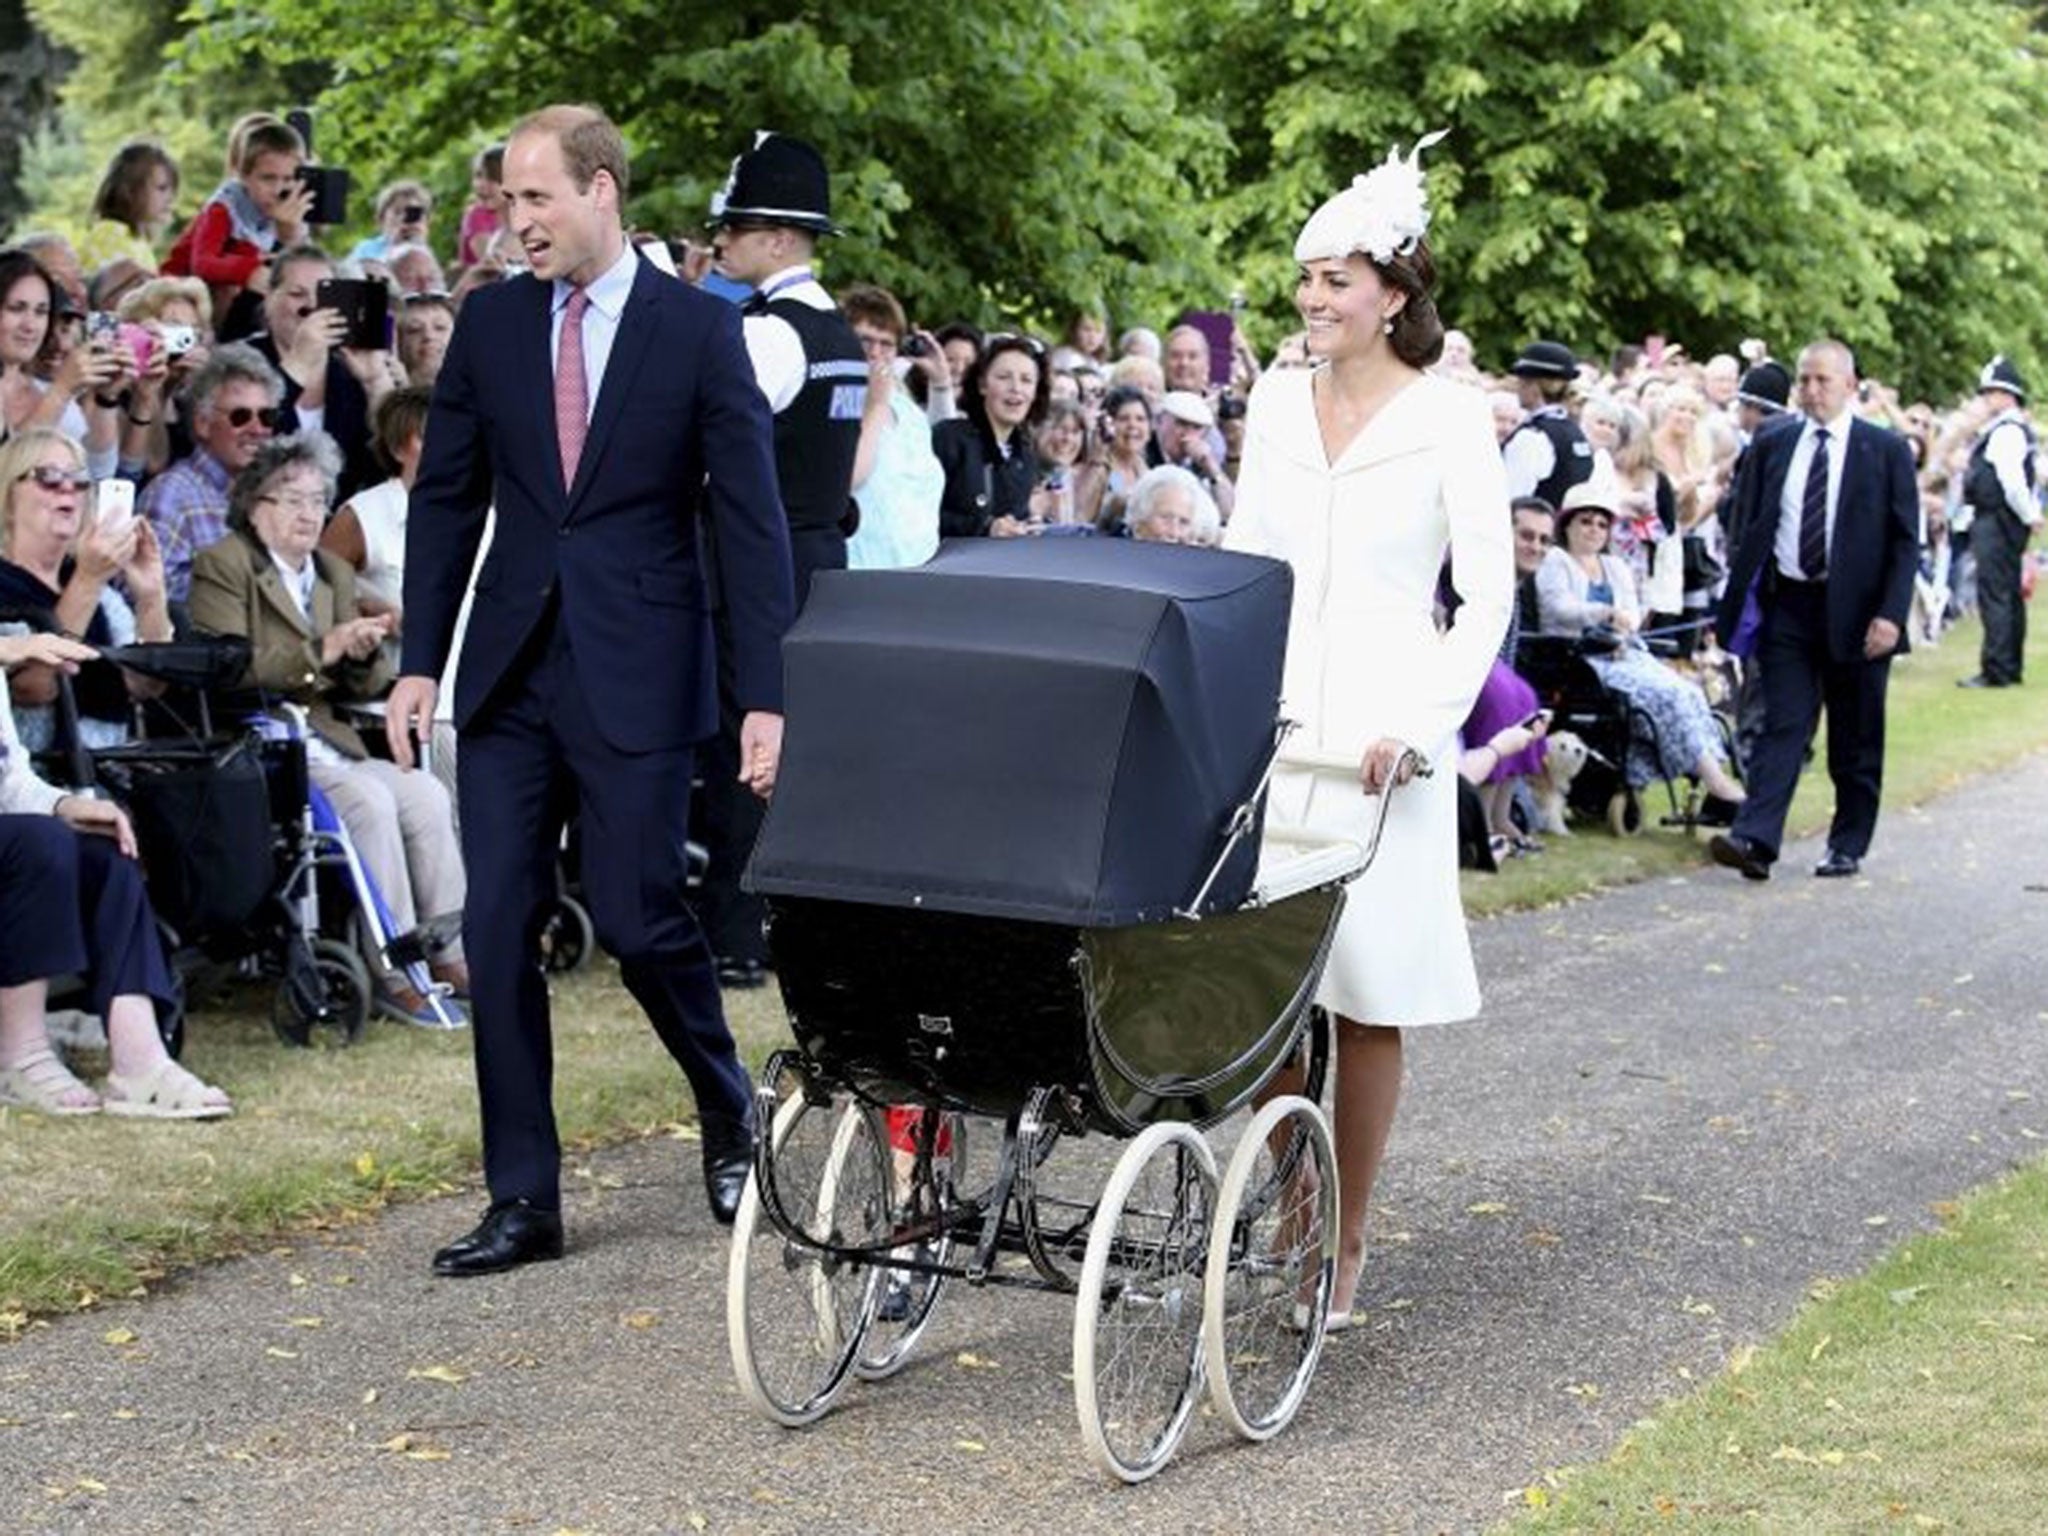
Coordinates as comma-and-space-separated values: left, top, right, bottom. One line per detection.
387, 104, 794, 1275
1710, 339, 1918, 882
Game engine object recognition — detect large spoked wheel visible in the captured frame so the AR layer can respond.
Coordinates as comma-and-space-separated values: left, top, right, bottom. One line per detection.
727, 1093, 890, 1427
537, 893, 595, 974
1073, 1121, 1218, 1483
856, 1110, 964, 1382
1203, 1095, 1337, 1441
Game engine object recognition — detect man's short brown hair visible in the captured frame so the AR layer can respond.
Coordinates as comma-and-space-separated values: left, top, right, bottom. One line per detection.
509, 104, 630, 203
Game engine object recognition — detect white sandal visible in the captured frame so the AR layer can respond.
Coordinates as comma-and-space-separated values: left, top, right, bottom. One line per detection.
0, 1048, 102, 1116
102, 1059, 233, 1121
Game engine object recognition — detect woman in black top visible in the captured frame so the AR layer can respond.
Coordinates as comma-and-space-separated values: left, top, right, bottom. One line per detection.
932, 334, 1049, 538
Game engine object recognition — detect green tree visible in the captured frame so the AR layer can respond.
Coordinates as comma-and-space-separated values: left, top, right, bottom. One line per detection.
1169, 0, 2048, 396
162, 0, 1226, 327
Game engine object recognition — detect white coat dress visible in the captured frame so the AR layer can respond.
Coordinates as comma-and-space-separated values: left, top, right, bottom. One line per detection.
1224, 366, 1513, 1025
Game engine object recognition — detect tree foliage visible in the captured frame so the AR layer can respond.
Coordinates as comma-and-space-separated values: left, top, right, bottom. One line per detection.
162, 0, 1227, 329
1167, 0, 2048, 396
16, 0, 2048, 397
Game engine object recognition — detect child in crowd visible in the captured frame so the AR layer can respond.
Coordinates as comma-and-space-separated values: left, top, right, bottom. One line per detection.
457, 143, 506, 269
162, 118, 312, 331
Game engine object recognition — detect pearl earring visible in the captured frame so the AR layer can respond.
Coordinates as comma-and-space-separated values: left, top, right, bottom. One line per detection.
1382, 319, 1395, 335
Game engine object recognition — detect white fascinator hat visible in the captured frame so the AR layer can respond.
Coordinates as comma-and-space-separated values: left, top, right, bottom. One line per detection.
1295, 130, 1449, 265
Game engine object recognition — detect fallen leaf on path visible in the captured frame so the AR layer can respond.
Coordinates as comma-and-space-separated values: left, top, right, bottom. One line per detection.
953, 1439, 986, 1453
954, 1351, 1000, 1369
405, 1448, 451, 1462
1810, 1335, 1832, 1362
100, 1329, 136, 1347
361, 1389, 378, 1406
289, 1317, 324, 1329
1466, 1201, 1509, 1216
620, 1311, 660, 1331
265, 1347, 298, 1360
407, 1364, 468, 1385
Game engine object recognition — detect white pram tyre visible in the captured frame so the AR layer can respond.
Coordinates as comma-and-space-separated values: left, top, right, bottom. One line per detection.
1073, 1121, 1217, 1483
1203, 1095, 1336, 1440
727, 1093, 888, 1426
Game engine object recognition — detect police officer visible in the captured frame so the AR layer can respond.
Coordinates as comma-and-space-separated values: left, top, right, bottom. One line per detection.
1502, 340, 1593, 508
1958, 355, 2039, 689
699, 131, 867, 987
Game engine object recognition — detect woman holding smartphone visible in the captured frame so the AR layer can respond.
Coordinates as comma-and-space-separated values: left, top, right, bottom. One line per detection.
0, 428, 169, 752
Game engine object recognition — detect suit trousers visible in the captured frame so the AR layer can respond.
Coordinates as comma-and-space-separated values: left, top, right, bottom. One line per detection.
458, 605, 751, 1210
0, 815, 175, 1025
696, 526, 845, 964
1972, 505, 2029, 686
1730, 579, 1891, 864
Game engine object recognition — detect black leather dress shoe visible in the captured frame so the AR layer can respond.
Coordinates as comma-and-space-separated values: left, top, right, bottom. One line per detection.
432, 1199, 564, 1277
703, 1146, 751, 1226
1957, 675, 2015, 689
1814, 849, 1861, 878
1708, 832, 1771, 882
715, 956, 767, 989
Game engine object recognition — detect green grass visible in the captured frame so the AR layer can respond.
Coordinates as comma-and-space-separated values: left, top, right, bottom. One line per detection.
1463, 612, 2048, 918
0, 970, 789, 1321
3, 614, 2045, 1328
1501, 1160, 2048, 1533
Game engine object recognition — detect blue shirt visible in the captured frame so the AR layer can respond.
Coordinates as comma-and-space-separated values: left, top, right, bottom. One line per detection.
549, 243, 641, 421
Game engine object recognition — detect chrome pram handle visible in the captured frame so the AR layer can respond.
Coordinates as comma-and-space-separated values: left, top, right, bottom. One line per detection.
1176, 724, 1429, 920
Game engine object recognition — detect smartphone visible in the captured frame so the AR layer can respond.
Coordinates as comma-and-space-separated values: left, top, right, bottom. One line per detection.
85, 311, 121, 349
285, 108, 315, 158
95, 478, 136, 536
294, 164, 352, 227
316, 277, 390, 351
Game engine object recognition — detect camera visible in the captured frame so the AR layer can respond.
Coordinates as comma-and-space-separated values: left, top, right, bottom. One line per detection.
159, 324, 199, 358
900, 333, 929, 358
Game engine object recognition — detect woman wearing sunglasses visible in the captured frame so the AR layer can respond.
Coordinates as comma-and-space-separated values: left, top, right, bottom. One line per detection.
0, 428, 170, 753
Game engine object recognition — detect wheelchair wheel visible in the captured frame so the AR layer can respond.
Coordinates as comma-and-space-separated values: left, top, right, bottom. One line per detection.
538, 893, 595, 974
856, 1111, 965, 1382
271, 938, 371, 1048
727, 1093, 889, 1427
1203, 1096, 1336, 1441
1607, 788, 1643, 837
1074, 1121, 1217, 1483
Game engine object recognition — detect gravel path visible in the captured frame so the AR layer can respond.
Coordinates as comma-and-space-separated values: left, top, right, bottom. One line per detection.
5, 756, 2044, 1535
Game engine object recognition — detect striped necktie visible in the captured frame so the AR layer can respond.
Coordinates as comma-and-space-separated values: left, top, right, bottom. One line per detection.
1799, 426, 1831, 580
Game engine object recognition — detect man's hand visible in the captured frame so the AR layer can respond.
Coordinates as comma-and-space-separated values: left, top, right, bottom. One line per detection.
54, 796, 138, 858
1864, 616, 1902, 660
739, 710, 784, 801
0, 633, 97, 672
385, 674, 439, 770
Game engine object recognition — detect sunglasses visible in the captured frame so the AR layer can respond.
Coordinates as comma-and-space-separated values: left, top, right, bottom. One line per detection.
984, 332, 1047, 357
15, 465, 93, 493
224, 406, 283, 430
400, 204, 428, 222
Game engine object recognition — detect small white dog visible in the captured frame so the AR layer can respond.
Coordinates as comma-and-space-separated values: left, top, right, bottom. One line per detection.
1529, 730, 1589, 835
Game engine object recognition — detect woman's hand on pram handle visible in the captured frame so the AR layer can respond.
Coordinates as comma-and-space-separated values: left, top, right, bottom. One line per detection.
53, 795, 138, 859
385, 675, 439, 771
1358, 736, 1423, 797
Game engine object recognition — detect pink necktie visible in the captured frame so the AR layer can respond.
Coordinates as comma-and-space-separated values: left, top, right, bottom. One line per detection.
554, 287, 590, 490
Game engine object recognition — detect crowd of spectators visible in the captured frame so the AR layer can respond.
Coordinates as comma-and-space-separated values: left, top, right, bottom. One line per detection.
0, 119, 2037, 1117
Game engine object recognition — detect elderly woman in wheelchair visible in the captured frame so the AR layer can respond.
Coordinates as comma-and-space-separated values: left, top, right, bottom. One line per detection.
189, 433, 468, 1027
1534, 481, 1745, 807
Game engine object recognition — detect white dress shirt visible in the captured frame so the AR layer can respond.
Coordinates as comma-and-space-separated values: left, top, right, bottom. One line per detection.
740, 265, 834, 414
1774, 405, 1855, 580
550, 242, 642, 419
1980, 409, 2041, 526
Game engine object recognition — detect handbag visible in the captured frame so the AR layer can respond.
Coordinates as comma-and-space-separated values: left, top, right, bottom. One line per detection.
1681, 533, 1725, 592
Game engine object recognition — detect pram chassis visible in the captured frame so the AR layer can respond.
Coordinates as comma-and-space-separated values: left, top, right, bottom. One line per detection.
727, 739, 1419, 1481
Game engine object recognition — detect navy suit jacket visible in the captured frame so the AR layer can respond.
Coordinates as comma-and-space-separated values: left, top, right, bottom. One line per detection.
401, 255, 793, 753
1716, 413, 1919, 666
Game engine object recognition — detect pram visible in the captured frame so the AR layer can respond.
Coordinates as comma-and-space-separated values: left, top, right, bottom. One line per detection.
63, 638, 462, 1045
724, 540, 1404, 1481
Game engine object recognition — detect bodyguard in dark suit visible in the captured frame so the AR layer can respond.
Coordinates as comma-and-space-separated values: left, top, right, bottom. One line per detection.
388, 105, 795, 1276
1710, 339, 1918, 882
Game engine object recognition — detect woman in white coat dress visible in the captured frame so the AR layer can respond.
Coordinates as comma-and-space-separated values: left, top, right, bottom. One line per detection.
1225, 136, 1513, 1322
